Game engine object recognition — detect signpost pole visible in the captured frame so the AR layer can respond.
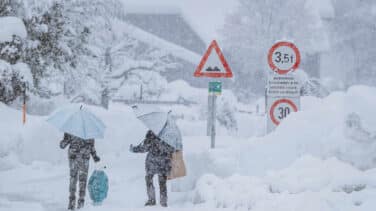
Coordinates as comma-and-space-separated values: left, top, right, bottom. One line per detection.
210, 94, 217, 149
207, 94, 213, 136
207, 82, 218, 148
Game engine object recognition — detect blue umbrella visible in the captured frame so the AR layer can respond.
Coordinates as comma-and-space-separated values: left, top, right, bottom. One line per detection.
47, 105, 106, 139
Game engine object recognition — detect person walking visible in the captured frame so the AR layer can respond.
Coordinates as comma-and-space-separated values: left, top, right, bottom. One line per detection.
60, 133, 101, 210
130, 130, 174, 207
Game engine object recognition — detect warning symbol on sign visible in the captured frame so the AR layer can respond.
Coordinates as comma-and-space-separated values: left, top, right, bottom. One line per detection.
269, 98, 298, 126
194, 40, 233, 78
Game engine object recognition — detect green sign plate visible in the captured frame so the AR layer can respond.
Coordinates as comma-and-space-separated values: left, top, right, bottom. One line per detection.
209, 82, 222, 95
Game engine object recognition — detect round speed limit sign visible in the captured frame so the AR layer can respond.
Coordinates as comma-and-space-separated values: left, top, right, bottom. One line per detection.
269, 99, 298, 125
268, 41, 301, 74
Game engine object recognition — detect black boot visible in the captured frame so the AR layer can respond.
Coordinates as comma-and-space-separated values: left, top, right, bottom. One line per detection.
68, 196, 75, 210
77, 199, 85, 209
144, 199, 156, 206
145, 175, 156, 206
160, 201, 168, 207
159, 174, 168, 207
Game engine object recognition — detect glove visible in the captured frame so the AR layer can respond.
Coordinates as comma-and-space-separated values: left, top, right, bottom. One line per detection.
93, 155, 100, 163
129, 144, 134, 152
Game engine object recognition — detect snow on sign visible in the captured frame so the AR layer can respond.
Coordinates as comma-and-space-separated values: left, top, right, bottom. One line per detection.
269, 98, 298, 126
194, 40, 233, 78
267, 41, 301, 75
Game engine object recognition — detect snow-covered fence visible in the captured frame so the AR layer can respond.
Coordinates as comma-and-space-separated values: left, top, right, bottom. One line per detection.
112, 98, 197, 106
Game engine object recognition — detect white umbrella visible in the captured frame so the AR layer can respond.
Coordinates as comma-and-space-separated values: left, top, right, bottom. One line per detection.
132, 105, 167, 135
47, 105, 106, 139
132, 105, 182, 150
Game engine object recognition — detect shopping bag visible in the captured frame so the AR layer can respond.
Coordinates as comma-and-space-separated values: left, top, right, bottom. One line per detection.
168, 150, 186, 180
88, 169, 109, 205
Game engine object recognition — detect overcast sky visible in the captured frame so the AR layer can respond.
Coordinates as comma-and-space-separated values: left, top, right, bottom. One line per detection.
123, 0, 239, 44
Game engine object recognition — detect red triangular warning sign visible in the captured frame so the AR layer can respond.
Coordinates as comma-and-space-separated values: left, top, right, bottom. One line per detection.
194, 40, 233, 78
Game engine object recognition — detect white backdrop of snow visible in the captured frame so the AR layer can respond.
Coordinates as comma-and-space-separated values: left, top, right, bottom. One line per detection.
2, 85, 376, 210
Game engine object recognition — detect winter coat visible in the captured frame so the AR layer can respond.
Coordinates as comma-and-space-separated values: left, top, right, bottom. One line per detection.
132, 131, 175, 175
60, 133, 99, 161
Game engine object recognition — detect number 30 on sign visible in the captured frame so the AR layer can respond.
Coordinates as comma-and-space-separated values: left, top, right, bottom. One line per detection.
268, 41, 301, 75
269, 98, 298, 125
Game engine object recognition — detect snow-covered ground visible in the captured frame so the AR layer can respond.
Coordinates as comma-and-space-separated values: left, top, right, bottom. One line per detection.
1, 85, 376, 211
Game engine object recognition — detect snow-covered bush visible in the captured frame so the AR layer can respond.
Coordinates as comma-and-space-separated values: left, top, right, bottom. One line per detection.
0, 60, 32, 104
0, 35, 23, 64
0, 16, 27, 65
216, 94, 238, 133
301, 78, 330, 98
114, 70, 168, 100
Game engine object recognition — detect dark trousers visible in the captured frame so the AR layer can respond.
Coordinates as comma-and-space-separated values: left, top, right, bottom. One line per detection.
68, 158, 89, 209
145, 174, 167, 204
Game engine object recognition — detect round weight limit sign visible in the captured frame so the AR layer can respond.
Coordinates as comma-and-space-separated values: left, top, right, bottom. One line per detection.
268, 41, 301, 75
269, 99, 298, 125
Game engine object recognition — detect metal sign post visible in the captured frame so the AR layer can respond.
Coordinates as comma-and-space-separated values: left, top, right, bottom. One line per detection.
207, 94, 213, 136
207, 82, 221, 148
194, 40, 233, 149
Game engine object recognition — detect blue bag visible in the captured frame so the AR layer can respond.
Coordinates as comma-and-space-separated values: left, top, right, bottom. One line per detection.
88, 169, 109, 205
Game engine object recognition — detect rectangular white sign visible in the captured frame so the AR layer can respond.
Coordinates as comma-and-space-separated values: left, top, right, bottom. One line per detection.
267, 75, 300, 98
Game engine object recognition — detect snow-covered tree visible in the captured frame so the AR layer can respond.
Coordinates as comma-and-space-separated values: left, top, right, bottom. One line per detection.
0, 35, 23, 65
0, 16, 30, 105
62, 0, 177, 103
221, 0, 328, 98
216, 96, 238, 133
21, 2, 82, 96
1, 0, 190, 107
0, 60, 32, 104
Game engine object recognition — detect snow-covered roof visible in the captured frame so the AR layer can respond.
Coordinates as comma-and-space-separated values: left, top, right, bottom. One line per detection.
125, 4, 182, 14
121, 0, 238, 44
0, 17, 27, 43
125, 12, 206, 54
125, 23, 202, 64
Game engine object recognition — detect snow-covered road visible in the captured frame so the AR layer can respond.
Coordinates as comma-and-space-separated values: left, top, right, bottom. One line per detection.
0, 136, 244, 211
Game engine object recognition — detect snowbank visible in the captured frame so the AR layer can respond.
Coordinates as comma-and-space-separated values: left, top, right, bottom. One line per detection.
192, 156, 376, 211
0, 102, 62, 167
177, 86, 376, 196
0, 17, 27, 43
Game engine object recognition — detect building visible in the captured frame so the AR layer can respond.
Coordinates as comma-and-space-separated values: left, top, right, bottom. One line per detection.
124, 6, 208, 87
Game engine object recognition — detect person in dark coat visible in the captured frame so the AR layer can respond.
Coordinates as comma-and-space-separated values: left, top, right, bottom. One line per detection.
130, 130, 174, 207
60, 133, 101, 210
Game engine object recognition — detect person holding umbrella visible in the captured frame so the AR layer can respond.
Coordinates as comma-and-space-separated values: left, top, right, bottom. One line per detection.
47, 105, 106, 210
130, 105, 185, 207
60, 133, 100, 209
